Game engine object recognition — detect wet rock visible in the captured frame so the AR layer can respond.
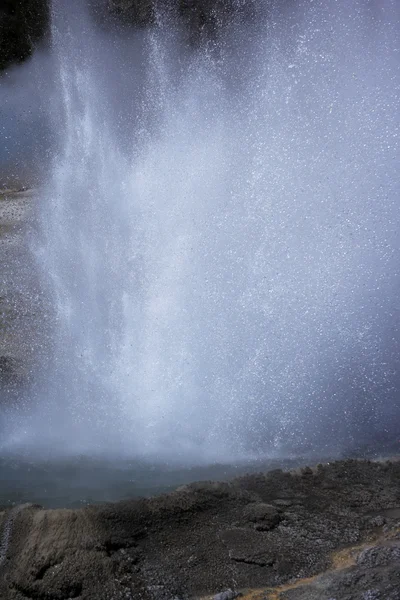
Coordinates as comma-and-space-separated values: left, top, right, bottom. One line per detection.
0, 0, 49, 71
107, 0, 258, 36
356, 545, 400, 568
0, 356, 17, 383
273, 499, 293, 508
214, 589, 239, 600
1, 460, 400, 599
0, 0, 260, 73
301, 466, 313, 477
0, 355, 25, 389
361, 591, 382, 600
243, 502, 281, 530
369, 515, 386, 528
220, 528, 275, 567
107, 0, 154, 26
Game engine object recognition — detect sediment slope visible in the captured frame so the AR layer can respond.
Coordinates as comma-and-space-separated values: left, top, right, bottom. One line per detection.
0, 459, 399, 599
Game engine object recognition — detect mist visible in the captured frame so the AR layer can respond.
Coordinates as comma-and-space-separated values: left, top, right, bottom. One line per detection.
1, 0, 400, 463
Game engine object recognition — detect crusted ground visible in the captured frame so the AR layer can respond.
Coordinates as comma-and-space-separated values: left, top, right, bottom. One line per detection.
0, 459, 399, 599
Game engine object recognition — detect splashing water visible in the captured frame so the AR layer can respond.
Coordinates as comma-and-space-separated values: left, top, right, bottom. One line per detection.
4, 0, 400, 462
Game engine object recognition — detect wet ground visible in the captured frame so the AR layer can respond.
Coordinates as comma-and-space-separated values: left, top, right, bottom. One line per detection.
0, 458, 399, 600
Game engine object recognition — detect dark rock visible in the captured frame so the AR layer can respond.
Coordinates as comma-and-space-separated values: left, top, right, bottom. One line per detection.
107, 0, 154, 26
107, 0, 259, 36
369, 515, 386, 527
361, 591, 382, 600
0, 355, 20, 385
219, 527, 276, 567
1, 460, 400, 599
356, 545, 400, 568
214, 589, 239, 600
243, 502, 279, 522
0, 0, 50, 71
0, 0, 260, 72
273, 499, 293, 508
243, 502, 281, 530
178, 0, 258, 40
301, 466, 314, 477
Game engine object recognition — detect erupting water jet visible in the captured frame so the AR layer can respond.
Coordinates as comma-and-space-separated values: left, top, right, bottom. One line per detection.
1, 0, 400, 463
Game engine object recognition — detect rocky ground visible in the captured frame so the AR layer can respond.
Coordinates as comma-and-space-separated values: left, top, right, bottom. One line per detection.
0, 459, 399, 600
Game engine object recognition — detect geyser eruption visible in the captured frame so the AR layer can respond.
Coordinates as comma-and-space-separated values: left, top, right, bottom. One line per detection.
4, 0, 400, 460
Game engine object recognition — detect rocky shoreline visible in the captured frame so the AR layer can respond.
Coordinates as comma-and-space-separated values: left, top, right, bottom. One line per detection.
0, 459, 399, 600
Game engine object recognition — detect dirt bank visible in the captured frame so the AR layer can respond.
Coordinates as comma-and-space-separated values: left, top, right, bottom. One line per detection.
0, 459, 399, 599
